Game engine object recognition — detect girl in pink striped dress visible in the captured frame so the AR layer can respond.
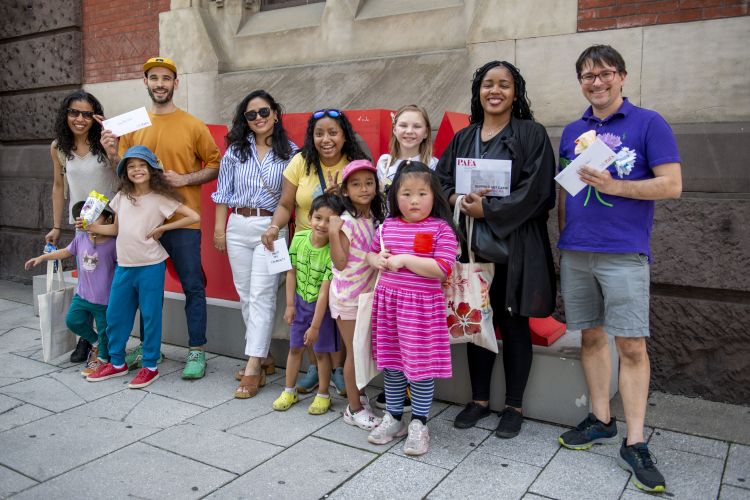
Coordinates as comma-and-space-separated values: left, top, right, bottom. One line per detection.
366, 161, 458, 456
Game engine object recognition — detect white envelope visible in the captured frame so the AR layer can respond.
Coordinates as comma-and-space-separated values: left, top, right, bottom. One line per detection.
265, 238, 292, 274
102, 107, 152, 137
555, 138, 617, 196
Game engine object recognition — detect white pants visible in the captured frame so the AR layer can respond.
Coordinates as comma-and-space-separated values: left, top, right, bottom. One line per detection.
226, 213, 287, 357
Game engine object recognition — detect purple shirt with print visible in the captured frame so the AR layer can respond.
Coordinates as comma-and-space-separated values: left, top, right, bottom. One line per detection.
558, 98, 680, 259
66, 232, 117, 305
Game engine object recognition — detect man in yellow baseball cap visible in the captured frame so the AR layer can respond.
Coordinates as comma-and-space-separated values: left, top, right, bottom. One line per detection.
143, 56, 177, 76
99, 55, 220, 380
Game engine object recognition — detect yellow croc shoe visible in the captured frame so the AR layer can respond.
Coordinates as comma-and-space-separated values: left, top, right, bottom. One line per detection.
272, 390, 298, 411
308, 395, 332, 415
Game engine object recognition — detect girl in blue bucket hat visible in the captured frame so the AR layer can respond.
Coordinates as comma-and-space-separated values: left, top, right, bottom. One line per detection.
81, 145, 200, 389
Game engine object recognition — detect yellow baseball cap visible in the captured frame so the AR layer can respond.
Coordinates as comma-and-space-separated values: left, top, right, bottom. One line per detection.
143, 57, 177, 74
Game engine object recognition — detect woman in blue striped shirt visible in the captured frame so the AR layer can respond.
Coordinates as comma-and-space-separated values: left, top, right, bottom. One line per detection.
212, 90, 297, 399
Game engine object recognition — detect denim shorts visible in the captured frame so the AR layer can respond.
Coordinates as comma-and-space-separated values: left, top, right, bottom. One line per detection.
560, 250, 650, 337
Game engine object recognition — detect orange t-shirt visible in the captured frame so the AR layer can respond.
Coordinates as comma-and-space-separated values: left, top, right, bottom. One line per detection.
119, 108, 220, 229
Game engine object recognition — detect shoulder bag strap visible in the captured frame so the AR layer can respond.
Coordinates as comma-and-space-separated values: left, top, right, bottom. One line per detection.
316, 165, 327, 192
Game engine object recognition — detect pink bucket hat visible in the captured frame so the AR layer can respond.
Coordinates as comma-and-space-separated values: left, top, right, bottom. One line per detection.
342, 159, 376, 183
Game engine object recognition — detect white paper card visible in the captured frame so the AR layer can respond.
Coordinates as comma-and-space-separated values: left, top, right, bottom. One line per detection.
102, 107, 152, 137
265, 238, 292, 274
554, 138, 617, 196
456, 158, 513, 197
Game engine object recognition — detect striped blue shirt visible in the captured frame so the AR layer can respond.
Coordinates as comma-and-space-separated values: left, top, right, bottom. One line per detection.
211, 135, 297, 211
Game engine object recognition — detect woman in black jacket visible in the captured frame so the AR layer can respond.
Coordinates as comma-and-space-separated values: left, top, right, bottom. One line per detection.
436, 60, 557, 438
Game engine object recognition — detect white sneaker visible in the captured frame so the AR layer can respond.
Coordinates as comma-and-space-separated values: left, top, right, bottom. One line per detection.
368, 411, 408, 444
343, 405, 382, 430
403, 419, 430, 456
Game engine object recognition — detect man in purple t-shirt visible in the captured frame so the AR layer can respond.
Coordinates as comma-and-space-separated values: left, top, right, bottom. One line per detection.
556, 45, 682, 494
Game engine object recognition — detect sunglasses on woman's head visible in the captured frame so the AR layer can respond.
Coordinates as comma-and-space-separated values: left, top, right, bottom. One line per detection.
243, 107, 272, 121
67, 108, 95, 120
312, 109, 341, 119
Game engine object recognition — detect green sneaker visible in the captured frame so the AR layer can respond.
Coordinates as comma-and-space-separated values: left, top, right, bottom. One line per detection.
125, 344, 143, 371
124, 344, 164, 370
182, 350, 206, 379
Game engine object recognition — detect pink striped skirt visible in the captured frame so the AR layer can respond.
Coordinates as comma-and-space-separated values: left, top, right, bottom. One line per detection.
371, 285, 452, 381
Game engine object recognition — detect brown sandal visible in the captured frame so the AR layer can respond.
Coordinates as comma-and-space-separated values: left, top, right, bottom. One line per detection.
235, 358, 275, 381
261, 357, 276, 375
234, 371, 266, 399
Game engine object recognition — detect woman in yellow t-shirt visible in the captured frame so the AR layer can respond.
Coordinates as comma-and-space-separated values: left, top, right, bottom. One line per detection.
261, 109, 370, 395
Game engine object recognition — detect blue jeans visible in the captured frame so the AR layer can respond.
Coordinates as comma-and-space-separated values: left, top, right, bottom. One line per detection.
141, 229, 207, 347
138, 228, 207, 347
108, 263, 166, 368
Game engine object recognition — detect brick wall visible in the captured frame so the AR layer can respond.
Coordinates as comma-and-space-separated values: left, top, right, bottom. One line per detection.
578, 0, 749, 31
82, 0, 171, 83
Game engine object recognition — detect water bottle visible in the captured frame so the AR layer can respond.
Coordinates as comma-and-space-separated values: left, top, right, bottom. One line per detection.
43, 242, 58, 272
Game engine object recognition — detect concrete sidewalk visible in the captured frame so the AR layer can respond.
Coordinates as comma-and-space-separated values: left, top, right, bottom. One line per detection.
0, 280, 747, 499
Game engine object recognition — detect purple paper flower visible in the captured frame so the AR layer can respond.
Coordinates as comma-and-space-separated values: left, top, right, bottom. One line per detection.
599, 132, 622, 150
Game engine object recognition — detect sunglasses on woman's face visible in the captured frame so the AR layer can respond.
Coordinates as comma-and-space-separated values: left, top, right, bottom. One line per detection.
312, 109, 341, 120
244, 107, 271, 121
67, 108, 95, 120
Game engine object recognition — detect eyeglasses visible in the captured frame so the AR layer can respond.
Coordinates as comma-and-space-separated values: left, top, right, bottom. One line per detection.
312, 109, 341, 119
67, 108, 95, 120
243, 107, 271, 121
579, 70, 618, 85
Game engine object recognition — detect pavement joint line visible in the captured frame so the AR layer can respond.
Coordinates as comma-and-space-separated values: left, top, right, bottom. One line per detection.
723, 482, 750, 492
48, 370, 104, 403
120, 390, 149, 422
138, 439, 241, 477
2, 421, 164, 490
317, 448, 385, 499
0, 460, 39, 484
421, 430, 496, 498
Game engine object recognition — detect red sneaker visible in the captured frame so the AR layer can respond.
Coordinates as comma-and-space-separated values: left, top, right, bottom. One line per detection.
129, 368, 159, 389
86, 362, 128, 382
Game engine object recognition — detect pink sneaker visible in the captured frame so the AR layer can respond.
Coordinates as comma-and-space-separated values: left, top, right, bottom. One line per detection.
86, 362, 128, 382
128, 368, 160, 389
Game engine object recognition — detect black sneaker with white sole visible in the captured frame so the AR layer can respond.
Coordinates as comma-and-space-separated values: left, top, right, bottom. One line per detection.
374, 390, 412, 413
617, 439, 666, 493
559, 413, 618, 450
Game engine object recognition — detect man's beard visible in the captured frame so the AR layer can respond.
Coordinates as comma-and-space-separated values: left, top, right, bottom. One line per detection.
148, 86, 174, 104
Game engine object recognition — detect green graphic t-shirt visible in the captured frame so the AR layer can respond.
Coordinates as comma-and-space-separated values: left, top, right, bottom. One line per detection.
289, 230, 333, 303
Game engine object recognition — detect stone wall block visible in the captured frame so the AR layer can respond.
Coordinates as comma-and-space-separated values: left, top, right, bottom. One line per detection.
468, 0, 577, 42
0, 32, 82, 92
651, 198, 750, 292
0, 89, 74, 141
642, 17, 750, 123
649, 295, 750, 405
218, 50, 471, 127
0, 177, 51, 229
0, 0, 81, 39
673, 123, 750, 193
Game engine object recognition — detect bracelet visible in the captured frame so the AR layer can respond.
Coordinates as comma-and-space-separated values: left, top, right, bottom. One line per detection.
267, 224, 280, 232
53, 227, 61, 230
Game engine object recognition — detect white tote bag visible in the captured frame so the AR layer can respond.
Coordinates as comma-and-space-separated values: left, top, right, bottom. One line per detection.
38, 260, 77, 362
444, 196, 498, 353
352, 226, 385, 390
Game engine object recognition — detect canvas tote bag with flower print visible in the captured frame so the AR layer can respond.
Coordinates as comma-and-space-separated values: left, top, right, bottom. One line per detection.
443, 196, 498, 353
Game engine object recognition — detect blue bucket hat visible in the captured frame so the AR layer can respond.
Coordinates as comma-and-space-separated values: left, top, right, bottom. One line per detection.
116, 145, 163, 177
